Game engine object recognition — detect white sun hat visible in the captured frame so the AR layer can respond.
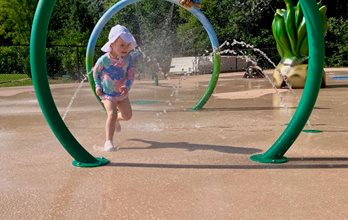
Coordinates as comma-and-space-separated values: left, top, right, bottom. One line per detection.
101, 24, 137, 52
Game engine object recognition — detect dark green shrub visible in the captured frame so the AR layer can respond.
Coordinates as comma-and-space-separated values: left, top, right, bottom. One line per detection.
325, 17, 348, 67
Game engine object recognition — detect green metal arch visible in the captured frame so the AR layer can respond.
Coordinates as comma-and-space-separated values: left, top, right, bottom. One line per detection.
29, 0, 219, 167
30, 0, 109, 167
250, 0, 325, 163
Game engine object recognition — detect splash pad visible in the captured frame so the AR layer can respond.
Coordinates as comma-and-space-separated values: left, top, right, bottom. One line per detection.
30, 0, 220, 167
30, 0, 324, 167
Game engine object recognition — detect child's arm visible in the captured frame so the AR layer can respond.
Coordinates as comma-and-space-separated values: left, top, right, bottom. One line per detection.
93, 62, 103, 94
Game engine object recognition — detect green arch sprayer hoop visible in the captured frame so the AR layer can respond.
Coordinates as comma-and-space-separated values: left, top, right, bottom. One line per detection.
250, 0, 325, 163
30, 0, 220, 167
86, 0, 221, 111
30, 0, 108, 167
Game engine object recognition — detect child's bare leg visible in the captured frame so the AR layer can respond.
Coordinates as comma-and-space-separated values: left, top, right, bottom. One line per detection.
116, 97, 132, 121
103, 99, 118, 142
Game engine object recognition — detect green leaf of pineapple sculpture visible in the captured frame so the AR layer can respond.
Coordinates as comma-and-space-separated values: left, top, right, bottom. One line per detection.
272, 0, 327, 88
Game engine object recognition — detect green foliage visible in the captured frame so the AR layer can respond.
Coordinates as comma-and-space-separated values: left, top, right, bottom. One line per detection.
102, 0, 183, 72
177, 0, 282, 58
0, 74, 32, 87
272, 0, 327, 61
0, 46, 29, 74
176, 9, 208, 55
47, 0, 102, 78
0, 0, 347, 82
325, 17, 348, 66
0, 73, 28, 80
50, 0, 99, 46
0, 0, 37, 44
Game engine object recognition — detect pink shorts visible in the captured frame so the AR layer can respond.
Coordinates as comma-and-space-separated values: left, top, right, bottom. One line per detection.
101, 94, 128, 103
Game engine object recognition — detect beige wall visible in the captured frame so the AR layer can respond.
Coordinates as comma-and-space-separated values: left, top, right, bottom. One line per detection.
170, 56, 251, 75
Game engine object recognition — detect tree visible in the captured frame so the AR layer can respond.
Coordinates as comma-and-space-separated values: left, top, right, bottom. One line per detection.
325, 17, 348, 66
101, 0, 183, 72
45, 0, 105, 76
323, 0, 348, 19
176, 0, 283, 67
0, 0, 37, 44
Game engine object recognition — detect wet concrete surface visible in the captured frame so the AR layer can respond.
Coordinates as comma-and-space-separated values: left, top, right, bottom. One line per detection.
0, 68, 347, 219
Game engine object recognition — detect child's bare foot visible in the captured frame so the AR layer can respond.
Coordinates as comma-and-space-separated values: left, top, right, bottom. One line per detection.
104, 140, 115, 151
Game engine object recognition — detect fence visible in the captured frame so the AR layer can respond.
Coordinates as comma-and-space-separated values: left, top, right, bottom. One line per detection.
1, 44, 280, 80
0, 44, 104, 79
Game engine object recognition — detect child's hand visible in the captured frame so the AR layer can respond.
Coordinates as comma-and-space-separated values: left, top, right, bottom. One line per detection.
96, 88, 103, 96
119, 86, 128, 96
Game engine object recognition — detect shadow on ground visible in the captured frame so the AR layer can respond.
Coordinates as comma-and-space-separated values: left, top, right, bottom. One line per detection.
125, 138, 261, 154
105, 139, 348, 170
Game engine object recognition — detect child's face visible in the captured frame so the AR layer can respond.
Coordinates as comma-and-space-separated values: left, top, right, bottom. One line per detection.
110, 37, 131, 57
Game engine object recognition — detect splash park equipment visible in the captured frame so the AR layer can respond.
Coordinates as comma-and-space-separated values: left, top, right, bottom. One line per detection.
30, 0, 219, 167
271, 0, 327, 89
86, 0, 220, 111
30, 0, 324, 167
250, 0, 324, 163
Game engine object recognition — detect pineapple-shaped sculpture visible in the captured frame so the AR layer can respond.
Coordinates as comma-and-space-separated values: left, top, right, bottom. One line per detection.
272, 0, 327, 88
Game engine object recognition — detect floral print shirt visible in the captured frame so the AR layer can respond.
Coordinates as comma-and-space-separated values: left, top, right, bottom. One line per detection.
93, 53, 135, 98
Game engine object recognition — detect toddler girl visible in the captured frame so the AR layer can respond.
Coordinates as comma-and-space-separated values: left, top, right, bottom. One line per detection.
93, 24, 137, 151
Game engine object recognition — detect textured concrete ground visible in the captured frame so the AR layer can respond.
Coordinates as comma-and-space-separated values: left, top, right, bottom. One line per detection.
0, 68, 347, 219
